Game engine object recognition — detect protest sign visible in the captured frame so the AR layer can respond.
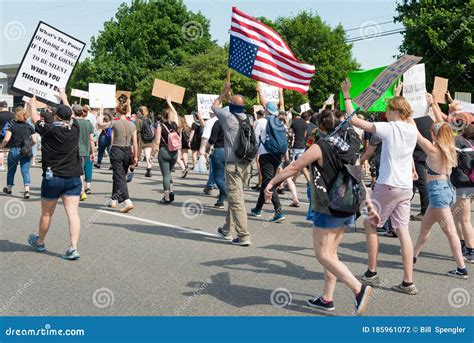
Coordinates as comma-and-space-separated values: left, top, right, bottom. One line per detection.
88, 83, 116, 108
253, 105, 264, 116
433, 77, 448, 104
403, 64, 428, 118
11, 21, 85, 106
0, 94, 14, 108
300, 103, 311, 113
353, 55, 422, 112
455, 92, 471, 103
71, 89, 89, 99
197, 94, 219, 119
458, 101, 474, 114
152, 79, 185, 104
184, 115, 194, 128
116, 90, 131, 103
258, 82, 280, 103
325, 94, 335, 105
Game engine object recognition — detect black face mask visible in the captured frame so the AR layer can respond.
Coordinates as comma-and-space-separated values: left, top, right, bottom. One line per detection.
229, 103, 245, 113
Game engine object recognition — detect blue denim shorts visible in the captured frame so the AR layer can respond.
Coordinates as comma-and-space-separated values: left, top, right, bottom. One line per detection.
428, 179, 455, 209
312, 211, 355, 230
41, 175, 82, 199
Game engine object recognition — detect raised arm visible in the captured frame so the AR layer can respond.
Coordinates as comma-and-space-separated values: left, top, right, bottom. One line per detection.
212, 83, 231, 109
256, 82, 266, 108
341, 78, 376, 134
166, 96, 179, 126
29, 96, 40, 123
426, 93, 447, 122
278, 88, 284, 111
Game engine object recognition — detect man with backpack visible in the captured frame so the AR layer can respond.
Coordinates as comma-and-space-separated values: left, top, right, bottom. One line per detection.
212, 83, 256, 246
250, 99, 288, 223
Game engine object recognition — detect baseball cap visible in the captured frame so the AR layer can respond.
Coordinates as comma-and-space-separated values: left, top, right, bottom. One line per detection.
265, 102, 279, 115
56, 105, 73, 120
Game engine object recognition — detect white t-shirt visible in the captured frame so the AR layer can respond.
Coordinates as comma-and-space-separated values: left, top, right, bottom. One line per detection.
201, 116, 218, 140
255, 117, 268, 155
374, 121, 418, 189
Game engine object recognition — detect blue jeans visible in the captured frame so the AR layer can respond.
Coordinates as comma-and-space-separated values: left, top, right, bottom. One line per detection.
97, 133, 111, 164
7, 147, 31, 187
206, 156, 216, 188
211, 148, 226, 203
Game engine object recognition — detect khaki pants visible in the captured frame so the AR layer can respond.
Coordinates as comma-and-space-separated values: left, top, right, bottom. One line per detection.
223, 162, 250, 239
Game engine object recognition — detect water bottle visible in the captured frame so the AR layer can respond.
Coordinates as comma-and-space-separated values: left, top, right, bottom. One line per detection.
45, 167, 53, 180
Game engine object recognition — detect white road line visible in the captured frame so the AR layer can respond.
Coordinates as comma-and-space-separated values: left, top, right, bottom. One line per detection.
97, 210, 219, 238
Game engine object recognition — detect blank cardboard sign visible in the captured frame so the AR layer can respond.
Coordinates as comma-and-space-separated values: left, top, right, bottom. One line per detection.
152, 79, 185, 104
116, 91, 131, 102
433, 77, 448, 104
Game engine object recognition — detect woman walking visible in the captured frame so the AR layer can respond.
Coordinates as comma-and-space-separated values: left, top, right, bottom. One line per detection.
135, 106, 154, 177
1, 106, 36, 199
151, 96, 180, 204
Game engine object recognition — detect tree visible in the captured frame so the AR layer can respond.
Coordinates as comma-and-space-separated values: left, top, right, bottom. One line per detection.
69, 0, 215, 92
395, 0, 473, 94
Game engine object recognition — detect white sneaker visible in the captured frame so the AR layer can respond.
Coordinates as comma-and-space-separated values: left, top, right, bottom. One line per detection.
0, 165, 5, 172
106, 199, 117, 208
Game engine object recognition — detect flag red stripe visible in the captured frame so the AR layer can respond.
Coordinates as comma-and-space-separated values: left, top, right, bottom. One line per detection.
255, 55, 313, 81
251, 74, 308, 94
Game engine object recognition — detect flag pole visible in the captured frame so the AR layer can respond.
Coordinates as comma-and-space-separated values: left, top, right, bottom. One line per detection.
226, 69, 231, 83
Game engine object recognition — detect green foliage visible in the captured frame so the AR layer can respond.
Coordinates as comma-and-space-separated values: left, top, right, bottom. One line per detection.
395, 0, 473, 93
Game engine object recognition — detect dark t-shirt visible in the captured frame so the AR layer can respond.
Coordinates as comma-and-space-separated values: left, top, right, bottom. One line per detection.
209, 120, 224, 149
7, 121, 35, 148
413, 116, 433, 162
41, 111, 54, 124
35, 118, 83, 177
290, 117, 307, 149
0, 110, 14, 140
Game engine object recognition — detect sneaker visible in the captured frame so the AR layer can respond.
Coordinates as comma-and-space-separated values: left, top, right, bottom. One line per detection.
62, 247, 80, 260
231, 237, 251, 246
120, 203, 134, 213
410, 213, 424, 221
126, 171, 135, 183
182, 167, 189, 178
391, 283, 418, 295
464, 250, 474, 264
355, 284, 373, 316
106, 199, 117, 208
360, 273, 380, 287
214, 201, 225, 209
376, 227, 387, 234
289, 202, 300, 208
203, 186, 213, 195
307, 296, 335, 311
169, 192, 175, 202
94, 164, 101, 169
269, 213, 286, 223
0, 165, 5, 171
3, 187, 12, 195
85, 188, 92, 195
145, 169, 152, 178
446, 269, 468, 279
23, 191, 30, 199
217, 227, 232, 241
28, 234, 45, 252
80, 192, 87, 201
277, 188, 285, 195
250, 208, 262, 217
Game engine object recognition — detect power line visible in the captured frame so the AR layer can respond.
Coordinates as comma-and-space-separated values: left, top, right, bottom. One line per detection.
345, 20, 395, 33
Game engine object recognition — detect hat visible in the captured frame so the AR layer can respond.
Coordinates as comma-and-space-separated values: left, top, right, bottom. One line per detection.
0, 101, 8, 108
55, 105, 72, 120
71, 104, 83, 116
265, 102, 278, 115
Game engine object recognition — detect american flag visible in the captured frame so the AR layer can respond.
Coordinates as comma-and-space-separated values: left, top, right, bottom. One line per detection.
228, 7, 316, 94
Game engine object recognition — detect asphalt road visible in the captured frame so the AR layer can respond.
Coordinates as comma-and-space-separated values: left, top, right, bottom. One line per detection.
0, 157, 472, 316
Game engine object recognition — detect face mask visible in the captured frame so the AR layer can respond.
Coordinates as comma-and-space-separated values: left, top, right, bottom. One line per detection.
229, 103, 245, 113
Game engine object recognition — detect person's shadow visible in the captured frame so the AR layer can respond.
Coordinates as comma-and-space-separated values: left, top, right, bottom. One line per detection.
0, 239, 63, 258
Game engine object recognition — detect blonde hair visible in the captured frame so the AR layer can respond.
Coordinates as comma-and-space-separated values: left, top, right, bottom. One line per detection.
432, 122, 457, 171
138, 106, 149, 118
386, 96, 413, 121
15, 106, 29, 122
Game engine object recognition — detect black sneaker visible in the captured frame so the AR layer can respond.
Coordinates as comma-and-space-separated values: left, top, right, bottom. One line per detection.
231, 237, 251, 246
214, 201, 224, 209
355, 284, 373, 316
3, 187, 12, 195
94, 164, 101, 169
217, 227, 232, 241
446, 269, 468, 279
145, 169, 152, 177
203, 187, 213, 195
307, 296, 335, 311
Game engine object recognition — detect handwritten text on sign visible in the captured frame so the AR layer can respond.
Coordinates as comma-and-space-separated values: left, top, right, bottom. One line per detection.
403, 64, 428, 118
12, 22, 85, 105
259, 82, 280, 103
197, 94, 219, 119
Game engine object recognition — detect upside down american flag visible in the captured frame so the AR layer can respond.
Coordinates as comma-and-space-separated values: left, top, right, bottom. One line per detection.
228, 7, 316, 94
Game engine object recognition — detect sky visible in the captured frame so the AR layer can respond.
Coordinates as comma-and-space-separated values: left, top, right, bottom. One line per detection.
0, 0, 403, 70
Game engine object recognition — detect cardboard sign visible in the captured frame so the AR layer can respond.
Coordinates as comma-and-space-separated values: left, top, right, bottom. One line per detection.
253, 105, 264, 116
325, 94, 335, 105
22, 96, 47, 109
71, 89, 89, 99
0, 94, 14, 108
88, 83, 116, 108
259, 81, 280, 103
403, 64, 428, 118
354, 55, 422, 111
455, 92, 471, 103
300, 103, 311, 113
116, 90, 131, 103
11, 21, 85, 106
152, 79, 185, 104
433, 77, 448, 104
197, 94, 219, 119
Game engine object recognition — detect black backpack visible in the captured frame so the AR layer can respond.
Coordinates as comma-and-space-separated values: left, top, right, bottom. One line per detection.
141, 118, 155, 143
232, 112, 258, 163
20, 134, 34, 159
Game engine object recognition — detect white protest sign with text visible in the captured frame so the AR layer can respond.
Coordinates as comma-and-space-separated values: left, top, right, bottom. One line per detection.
71, 89, 89, 99
354, 55, 422, 111
403, 64, 428, 118
300, 103, 311, 113
88, 83, 116, 108
259, 82, 280, 103
11, 21, 85, 105
197, 94, 218, 119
